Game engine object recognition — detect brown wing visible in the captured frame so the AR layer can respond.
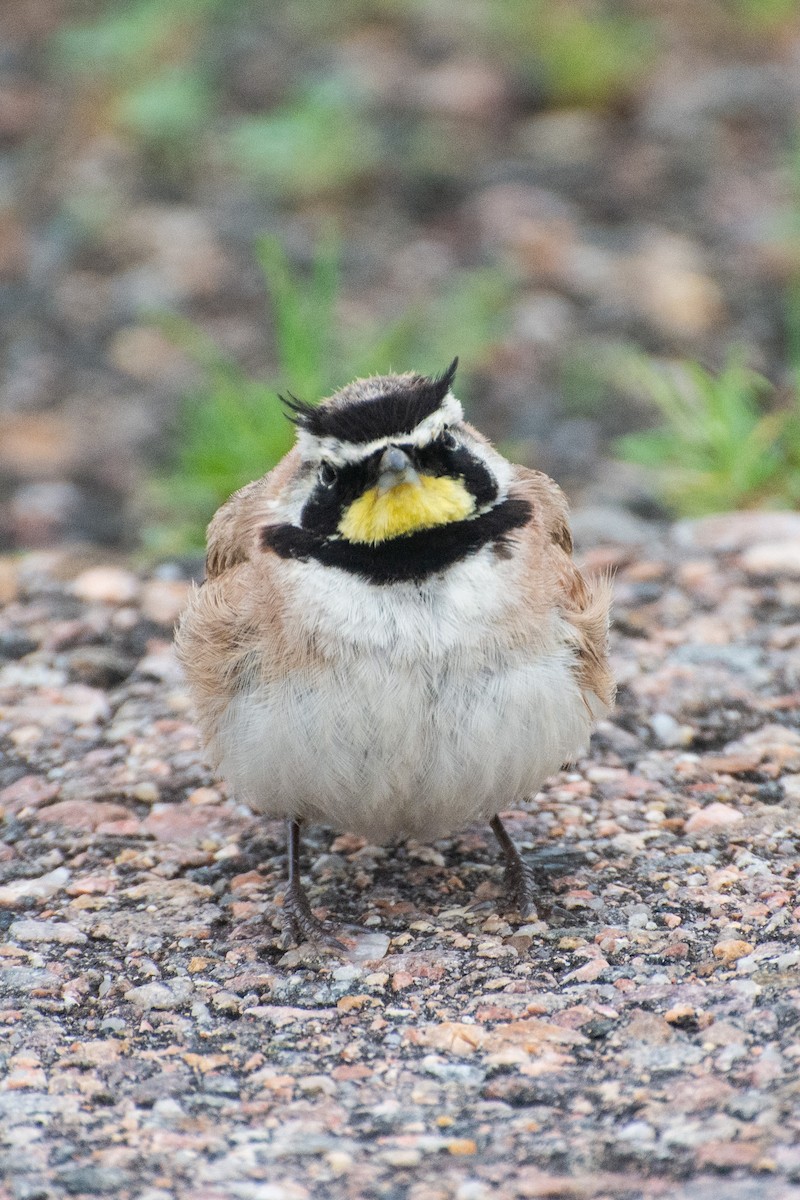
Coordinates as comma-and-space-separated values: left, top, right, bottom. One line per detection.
177, 449, 307, 754
510, 466, 615, 712
205, 449, 302, 579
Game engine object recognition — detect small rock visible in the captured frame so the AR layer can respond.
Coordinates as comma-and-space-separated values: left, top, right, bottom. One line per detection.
0, 557, 19, 604
0, 412, 79, 477
9, 918, 88, 945
517, 110, 609, 167
672, 511, 800, 552
616, 1120, 656, 1144
0, 867, 70, 905
141, 579, 191, 626
115, 204, 231, 302
741, 541, 800, 578
9, 481, 84, 548
108, 325, 194, 386
447, 1138, 478, 1156
570, 506, 653, 548
342, 929, 391, 966
380, 1148, 421, 1167
188, 787, 222, 806
37, 800, 130, 832
56, 1166, 136, 1195
124, 979, 194, 1010
512, 291, 576, 348
0, 775, 60, 815
66, 646, 134, 687
713, 939, 755, 964
563, 955, 610, 983
456, 1183, 493, 1200
150, 1097, 185, 1124
650, 712, 694, 747
210, 990, 241, 1013
0, 629, 37, 659
412, 60, 509, 120
627, 232, 724, 338
685, 803, 744, 832
665, 1004, 696, 1025
131, 781, 160, 804
298, 1075, 337, 1096
71, 566, 140, 605
66, 875, 114, 897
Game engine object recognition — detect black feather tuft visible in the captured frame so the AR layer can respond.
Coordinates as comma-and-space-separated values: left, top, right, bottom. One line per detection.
287, 359, 461, 445
437, 356, 459, 392
280, 392, 318, 426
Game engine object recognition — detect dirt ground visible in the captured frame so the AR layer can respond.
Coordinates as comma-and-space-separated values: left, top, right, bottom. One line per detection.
1, 511, 800, 1198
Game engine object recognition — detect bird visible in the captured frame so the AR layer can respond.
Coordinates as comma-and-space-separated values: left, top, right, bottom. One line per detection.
175, 359, 614, 947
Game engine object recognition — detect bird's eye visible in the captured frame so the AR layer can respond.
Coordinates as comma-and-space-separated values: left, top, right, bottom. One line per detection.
318, 462, 338, 487
441, 429, 458, 450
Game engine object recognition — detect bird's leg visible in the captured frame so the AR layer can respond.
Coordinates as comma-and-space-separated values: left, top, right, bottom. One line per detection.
282, 818, 345, 950
490, 814, 543, 919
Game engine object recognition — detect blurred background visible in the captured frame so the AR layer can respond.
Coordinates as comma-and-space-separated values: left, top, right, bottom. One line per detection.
1, 0, 800, 557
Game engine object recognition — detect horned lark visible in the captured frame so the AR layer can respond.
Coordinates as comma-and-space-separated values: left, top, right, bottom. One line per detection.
175, 360, 613, 945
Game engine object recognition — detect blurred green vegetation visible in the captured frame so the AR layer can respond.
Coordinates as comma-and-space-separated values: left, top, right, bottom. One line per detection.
616, 353, 800, 515
227, 81, 382, 200
727, 0, 799, 31
51, 0, 221, 187
48, 0, 800, 538
487, 0, 653, 107
50, 0, 662, 205
144, 235, 513, 555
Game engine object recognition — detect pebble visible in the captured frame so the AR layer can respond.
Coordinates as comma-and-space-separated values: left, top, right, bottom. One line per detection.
627, 231, 724, 338
713, 939, 755, 964
616, 1119, 656, 1144
124, 980, 194, 1010
0, 557, 20, 604
650, 712, 694, 747
37, 800, 130, 832
455, 1183, 493, 1200
71, 566, 140, 605
0, 868, 70, 905
0, 775, 60, 815
9, 918, 87, 945
0, 412, 79, 477
65, 647, 133, 687
108, 324, 193, 386
412, 60, 509, 120
140, 579, 192, 626
672, 512, 800, 553
569, 505, 653, 548
741, 541, 800, 578
685, 803, 744, 832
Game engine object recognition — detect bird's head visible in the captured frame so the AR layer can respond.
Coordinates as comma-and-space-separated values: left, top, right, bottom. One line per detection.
283, 359, 511, 546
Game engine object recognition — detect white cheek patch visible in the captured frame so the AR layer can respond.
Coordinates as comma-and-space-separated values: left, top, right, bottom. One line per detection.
296, 393, 464, 467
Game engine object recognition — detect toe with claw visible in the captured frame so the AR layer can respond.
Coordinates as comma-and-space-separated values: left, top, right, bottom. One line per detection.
491, 813, 548, 921
281, 818, 347, 951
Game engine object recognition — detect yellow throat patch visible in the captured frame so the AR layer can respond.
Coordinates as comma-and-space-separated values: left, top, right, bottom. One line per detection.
338, 475, 475, 544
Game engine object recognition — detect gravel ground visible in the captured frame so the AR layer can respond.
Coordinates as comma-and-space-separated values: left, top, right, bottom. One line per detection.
1, 512, 800, 1199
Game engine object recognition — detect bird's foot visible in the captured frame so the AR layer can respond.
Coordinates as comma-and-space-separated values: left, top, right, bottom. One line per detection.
281, 882, 348, 953
491, 813, 550, 922
281, 817, 348, 952
502, 858, 548, 921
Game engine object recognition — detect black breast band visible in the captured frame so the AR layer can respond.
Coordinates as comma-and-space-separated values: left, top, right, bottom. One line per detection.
261, 498, 531, 585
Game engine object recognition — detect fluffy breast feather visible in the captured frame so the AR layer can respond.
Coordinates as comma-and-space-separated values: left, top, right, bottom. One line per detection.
175, 460, 613, 841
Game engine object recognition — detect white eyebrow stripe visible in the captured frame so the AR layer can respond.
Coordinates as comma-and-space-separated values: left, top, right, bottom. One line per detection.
297, 393, 464, 466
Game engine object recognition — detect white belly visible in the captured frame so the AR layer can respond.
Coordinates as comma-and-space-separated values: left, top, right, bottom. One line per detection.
213, 552, 596, 842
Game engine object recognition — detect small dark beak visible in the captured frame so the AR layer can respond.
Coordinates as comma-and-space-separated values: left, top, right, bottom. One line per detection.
376, 446, 420, 494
